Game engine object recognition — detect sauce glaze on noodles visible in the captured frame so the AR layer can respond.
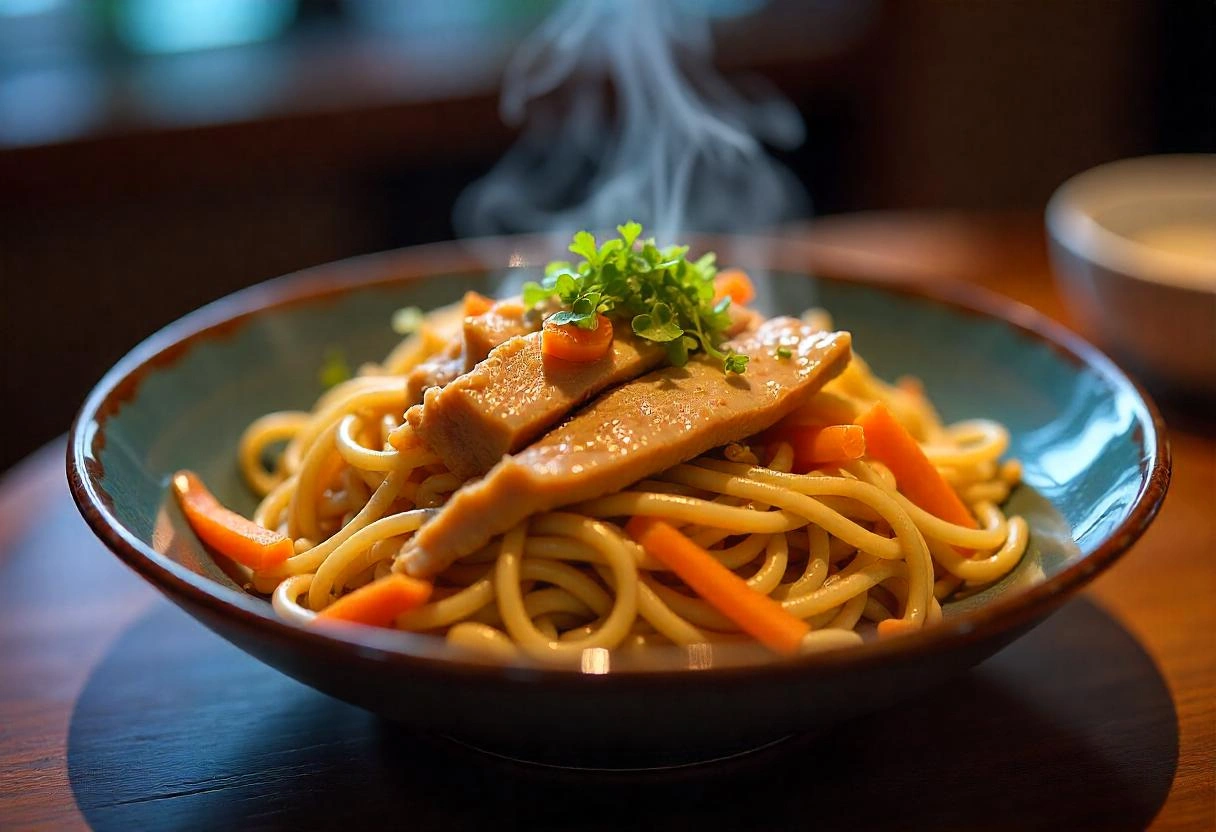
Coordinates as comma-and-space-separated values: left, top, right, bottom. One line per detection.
233, 304, 1027, 665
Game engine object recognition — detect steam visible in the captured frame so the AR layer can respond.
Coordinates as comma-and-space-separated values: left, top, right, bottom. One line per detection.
454, 0, 808, 245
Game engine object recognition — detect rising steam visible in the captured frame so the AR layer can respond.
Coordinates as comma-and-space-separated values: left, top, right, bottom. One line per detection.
454, 0, 809, 244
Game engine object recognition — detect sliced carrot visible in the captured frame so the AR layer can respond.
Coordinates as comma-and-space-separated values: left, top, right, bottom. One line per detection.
713, 269, 755, 306
763, 424, 866, 472
855, 403, 977, 529
462, 290, 494, 317
877, 618, 920, 638
542, 314, 614, 363
171, 470, 293, 570
625, 517, 809, 656
314, 574, 433, 627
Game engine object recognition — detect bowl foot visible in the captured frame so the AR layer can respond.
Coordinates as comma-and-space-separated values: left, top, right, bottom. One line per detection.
436, 731, 803, 774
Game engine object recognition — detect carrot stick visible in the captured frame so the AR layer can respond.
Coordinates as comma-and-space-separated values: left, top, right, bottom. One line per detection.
626, 517, 809, 656
171, 470, 293, 570
855, 403, 977, 529
542, 314, 614, 363
877, 618, 920, 638
713, 269, 756, 305
763, 424, 866, 472
314, 574, 433, 627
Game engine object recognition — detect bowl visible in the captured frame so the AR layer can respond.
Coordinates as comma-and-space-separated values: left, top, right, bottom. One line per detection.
1047, 154, 1216, 398
68, 237, 1170, 764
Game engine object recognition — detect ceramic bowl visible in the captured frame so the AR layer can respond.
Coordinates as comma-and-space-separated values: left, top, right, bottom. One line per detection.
68, 238, 1169, 764
1047, 154, 1216, 398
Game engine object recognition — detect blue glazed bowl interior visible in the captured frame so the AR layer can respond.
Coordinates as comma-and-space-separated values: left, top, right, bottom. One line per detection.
86, 268, 1160, 652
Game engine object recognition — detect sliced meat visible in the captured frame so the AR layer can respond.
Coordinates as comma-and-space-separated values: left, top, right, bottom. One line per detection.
399, 318, 852, 577
404, 299, 542, 405
405, 343, 463, 404
408, 330, 667, 479
461, 300, 535, 369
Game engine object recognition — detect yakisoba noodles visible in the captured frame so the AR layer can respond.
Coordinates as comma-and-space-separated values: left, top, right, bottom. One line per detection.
171, 228, 1028, 666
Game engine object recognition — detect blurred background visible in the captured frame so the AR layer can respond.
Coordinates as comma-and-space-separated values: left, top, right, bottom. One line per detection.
0, 0, 1212, 473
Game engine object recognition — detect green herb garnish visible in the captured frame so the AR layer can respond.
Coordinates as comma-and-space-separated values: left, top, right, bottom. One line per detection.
776, 345, 792, 359
523, 221, 748, 374
318, 348, 352, 389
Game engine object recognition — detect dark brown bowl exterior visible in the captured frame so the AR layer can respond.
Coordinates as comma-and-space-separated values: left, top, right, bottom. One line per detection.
67, 235, 1171, 757
189, 593, 1043, 756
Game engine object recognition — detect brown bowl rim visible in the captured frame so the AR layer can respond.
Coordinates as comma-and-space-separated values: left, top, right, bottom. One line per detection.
66, 233, 1172, 685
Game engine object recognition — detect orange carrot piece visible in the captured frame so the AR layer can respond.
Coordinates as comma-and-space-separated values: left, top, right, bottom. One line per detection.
462, 291, 494, 317
542, 314, 614, 363
315, 574, 433, 627
877, 618, 921, 638
626, 517, 809, 656
713, 269, 756, 305
763, 424, 866, 472
855, 403, 977, 529
171, 470, 293, 570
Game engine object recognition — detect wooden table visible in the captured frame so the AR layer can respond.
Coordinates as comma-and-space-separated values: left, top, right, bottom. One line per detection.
1, 215, 1212, 830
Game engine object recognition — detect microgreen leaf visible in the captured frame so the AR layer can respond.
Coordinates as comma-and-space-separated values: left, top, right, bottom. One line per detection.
665, 337, 689, 366
521, 281, 550, 307
545, 260, 573, 277
525, 222, 749, 373
723, 353, 750, 374
619, 221, 642, 247
631, 301, 683, 342
570, 295, 599, 328
569, 231, 598, 263
553, 272, 578, 299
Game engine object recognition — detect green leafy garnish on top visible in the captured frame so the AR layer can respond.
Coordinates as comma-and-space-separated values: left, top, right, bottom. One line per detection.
522, 221, 748, 374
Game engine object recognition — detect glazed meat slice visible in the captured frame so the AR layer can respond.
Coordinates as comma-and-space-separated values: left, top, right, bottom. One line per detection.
460, 300, 536, 369
408, 330, 667, 478
399, 318, 852, 577
404, 300, 541, 404
405, 345, 463, 405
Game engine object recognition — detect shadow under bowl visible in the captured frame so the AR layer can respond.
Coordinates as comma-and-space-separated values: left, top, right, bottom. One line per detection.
67, 236, 1170, 757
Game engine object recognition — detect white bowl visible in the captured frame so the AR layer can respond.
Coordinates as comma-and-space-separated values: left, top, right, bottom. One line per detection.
1047, 155, 1216, 397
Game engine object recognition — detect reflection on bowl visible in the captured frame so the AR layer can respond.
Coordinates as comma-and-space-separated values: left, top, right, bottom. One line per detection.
67, 239, 1170, 756
1047, 154, 1216, 397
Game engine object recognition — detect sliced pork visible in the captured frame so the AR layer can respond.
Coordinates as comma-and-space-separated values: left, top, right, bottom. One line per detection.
404, 300, 542, 405
405, 345, 463, 405
399, 318, 852, 577
408, 330, 667, 479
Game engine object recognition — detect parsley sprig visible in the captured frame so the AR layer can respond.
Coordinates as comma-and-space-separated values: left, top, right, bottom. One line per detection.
522, 222, 748, 373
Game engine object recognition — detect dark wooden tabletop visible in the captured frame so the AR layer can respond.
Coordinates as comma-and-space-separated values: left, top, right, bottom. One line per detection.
1, 214, 1212, 831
